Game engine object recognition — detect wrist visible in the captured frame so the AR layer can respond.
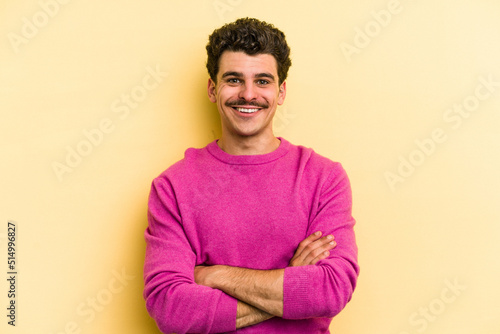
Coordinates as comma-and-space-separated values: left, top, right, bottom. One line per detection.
200, 265, 225, 288
208, 265, 226, 289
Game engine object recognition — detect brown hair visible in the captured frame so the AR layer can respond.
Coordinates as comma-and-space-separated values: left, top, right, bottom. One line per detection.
206, 17, 292, 85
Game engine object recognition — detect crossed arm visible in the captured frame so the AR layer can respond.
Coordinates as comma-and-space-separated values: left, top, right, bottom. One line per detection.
194, 231, 337, 329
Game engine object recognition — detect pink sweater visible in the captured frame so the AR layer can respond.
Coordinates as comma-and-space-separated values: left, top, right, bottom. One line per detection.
144, 138, 359, 333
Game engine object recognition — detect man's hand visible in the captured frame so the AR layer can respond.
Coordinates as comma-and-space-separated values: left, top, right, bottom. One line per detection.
236, 301, 273, 329
194, 231, 336, 283
194, 265, 214, 287
195, 266, 275, 328
193, 231, 336, 328
288, 231, 336, 267
194, 231, 336, 288
195, 265, 284, 317
194, 231, 336, 284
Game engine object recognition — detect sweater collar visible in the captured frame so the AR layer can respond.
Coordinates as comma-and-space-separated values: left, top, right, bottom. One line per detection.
206, 137, 290, 165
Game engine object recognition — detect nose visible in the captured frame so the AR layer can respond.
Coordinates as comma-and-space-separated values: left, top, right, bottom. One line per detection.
238, 83, 258, 102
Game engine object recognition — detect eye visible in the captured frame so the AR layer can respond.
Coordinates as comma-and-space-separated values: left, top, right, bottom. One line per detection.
227, 78, 241, 84
256, 79, 269, 85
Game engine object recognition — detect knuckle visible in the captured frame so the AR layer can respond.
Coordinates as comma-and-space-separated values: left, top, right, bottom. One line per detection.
312, 248, 324, 258
304, 243, 316, 251
321, 236, 332, 243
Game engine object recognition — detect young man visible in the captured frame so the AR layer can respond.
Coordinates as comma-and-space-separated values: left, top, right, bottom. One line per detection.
144, 18, 359, 333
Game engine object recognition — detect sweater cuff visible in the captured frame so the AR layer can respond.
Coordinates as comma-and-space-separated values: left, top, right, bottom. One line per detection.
211, 291, 238, 332
283, 266, 315, 319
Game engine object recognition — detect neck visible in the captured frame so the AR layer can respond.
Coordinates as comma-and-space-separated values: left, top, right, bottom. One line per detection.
217, 133, 280, 155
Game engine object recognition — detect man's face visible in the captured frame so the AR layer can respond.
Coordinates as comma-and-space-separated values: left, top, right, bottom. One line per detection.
208, 51, 286, 140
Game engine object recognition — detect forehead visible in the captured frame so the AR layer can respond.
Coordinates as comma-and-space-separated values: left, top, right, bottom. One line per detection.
218, 51, 278, 77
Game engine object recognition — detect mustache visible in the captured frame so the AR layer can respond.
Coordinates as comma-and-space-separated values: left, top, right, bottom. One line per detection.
225, 99, 268, 108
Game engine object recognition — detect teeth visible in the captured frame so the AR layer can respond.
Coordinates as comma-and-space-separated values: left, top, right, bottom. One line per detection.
236, 107, 258, 113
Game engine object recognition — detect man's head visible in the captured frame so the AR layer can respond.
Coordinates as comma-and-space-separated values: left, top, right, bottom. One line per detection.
206, 18, 291, 147
206, 18, 292, 85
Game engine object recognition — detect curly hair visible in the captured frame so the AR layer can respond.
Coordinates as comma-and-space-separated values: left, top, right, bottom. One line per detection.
206, 18, 292, 85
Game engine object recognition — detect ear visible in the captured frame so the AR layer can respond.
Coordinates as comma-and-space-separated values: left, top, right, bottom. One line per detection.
278, 81, 287, 105
207, 78, 217, 103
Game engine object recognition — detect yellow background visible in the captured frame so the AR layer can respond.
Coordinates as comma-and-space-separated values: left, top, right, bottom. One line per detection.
1, 0, 499, 333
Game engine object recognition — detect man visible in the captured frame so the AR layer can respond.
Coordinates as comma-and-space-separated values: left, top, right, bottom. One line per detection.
144, 18, 359, 333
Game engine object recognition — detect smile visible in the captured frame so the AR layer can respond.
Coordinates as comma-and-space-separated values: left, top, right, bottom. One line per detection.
235, 107, 259, 113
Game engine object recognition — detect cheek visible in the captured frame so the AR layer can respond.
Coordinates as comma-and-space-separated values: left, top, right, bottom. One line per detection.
214, 87, 226, 108
217, 86, 234, 103
265, 93, 280, 105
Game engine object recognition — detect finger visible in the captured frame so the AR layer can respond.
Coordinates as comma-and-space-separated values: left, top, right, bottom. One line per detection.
291, 231, 323, 260
302, 238, 336, 265
289, 237, 336, 267
293, 234, 335, 265
299, 234, 334, 259
290, 233, 323, 264
295, 231, 323, 254
308, 241, 337, 265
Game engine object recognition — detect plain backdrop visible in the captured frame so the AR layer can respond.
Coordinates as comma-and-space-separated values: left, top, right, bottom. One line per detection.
1, 0, 499, 333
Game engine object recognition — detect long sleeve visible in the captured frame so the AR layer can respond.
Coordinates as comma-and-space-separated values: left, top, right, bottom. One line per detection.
143, 176, 237, 334
283, 163, 359, 319
143, 139, 359, 333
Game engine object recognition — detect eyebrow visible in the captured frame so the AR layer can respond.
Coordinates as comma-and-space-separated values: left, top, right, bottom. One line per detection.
221, 71, 276, 81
